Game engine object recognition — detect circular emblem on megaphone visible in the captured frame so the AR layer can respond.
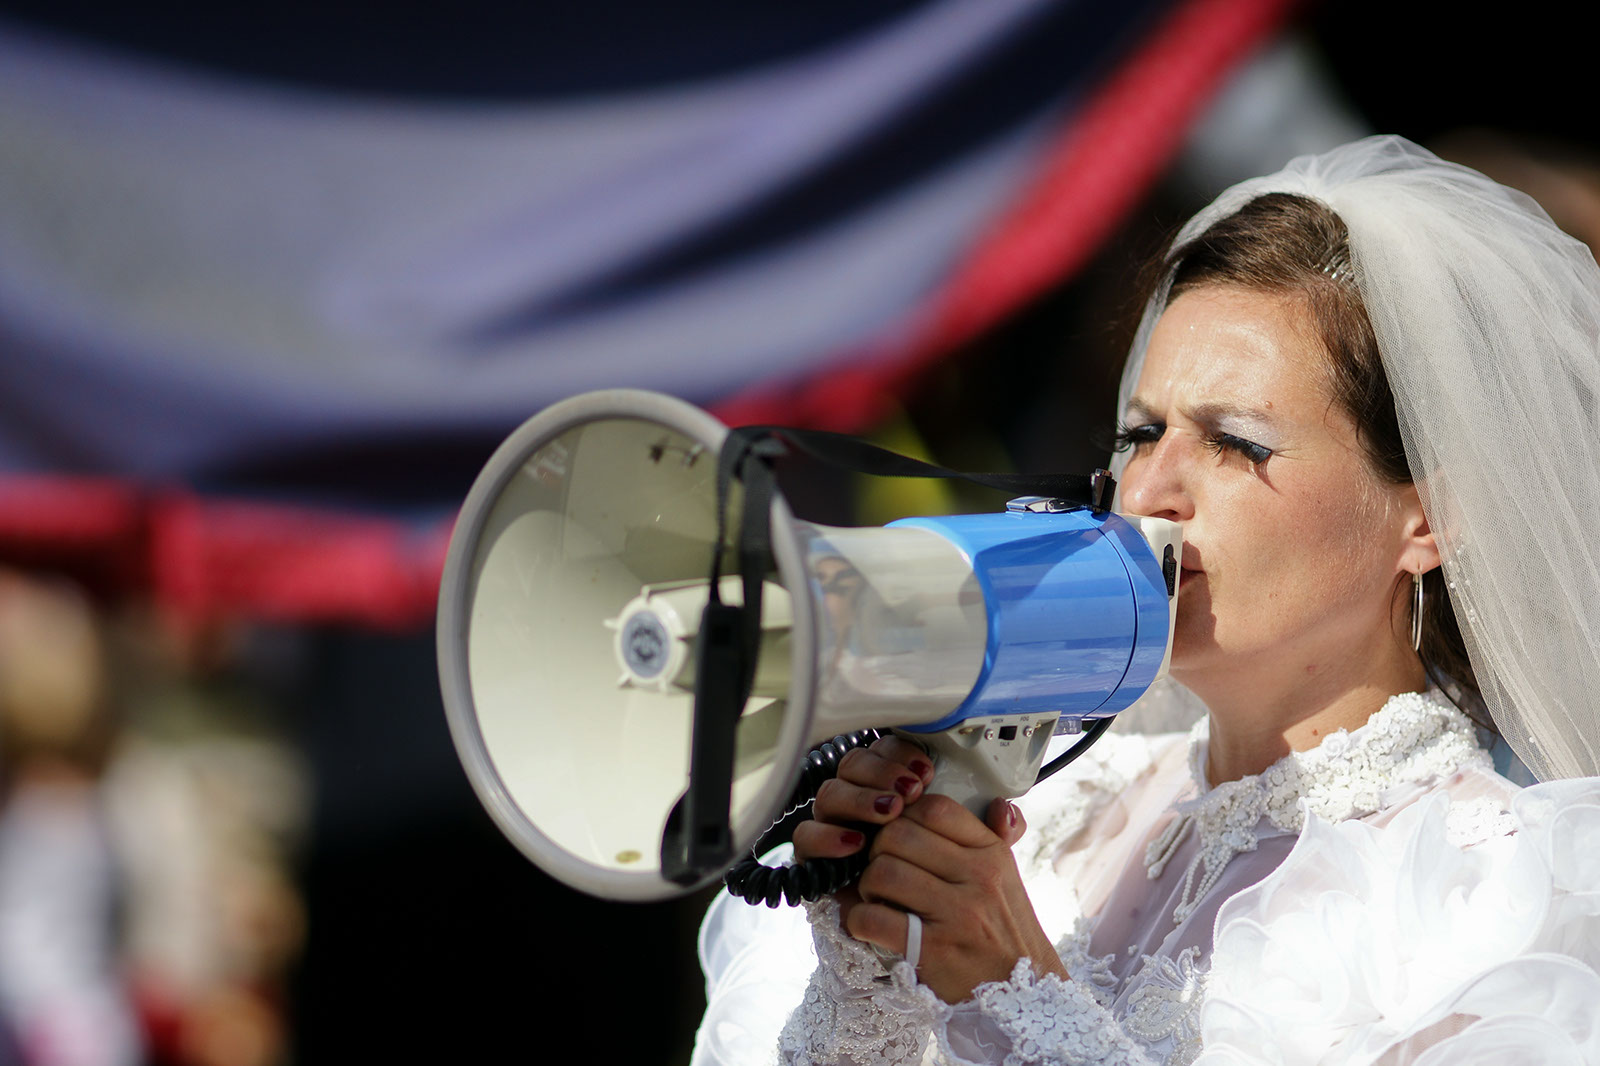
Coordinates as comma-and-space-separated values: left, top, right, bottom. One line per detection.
620, 612, 670, 680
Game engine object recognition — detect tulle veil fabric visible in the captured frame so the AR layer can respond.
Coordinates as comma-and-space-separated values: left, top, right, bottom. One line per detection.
1111, 135, 1600, 783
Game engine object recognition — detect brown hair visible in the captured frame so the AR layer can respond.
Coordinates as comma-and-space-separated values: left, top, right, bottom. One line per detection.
1159, 192, 1482, 712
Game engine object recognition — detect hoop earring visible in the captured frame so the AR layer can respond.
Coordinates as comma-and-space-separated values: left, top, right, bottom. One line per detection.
1411, 571, 1424, 654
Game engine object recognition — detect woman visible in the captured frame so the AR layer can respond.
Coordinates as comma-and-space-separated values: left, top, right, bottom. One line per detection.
694, 137, 1600, 1065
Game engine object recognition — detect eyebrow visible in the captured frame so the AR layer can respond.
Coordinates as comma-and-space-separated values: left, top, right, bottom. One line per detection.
1124, 398, 1162, 422
1125, 397, 1281, 433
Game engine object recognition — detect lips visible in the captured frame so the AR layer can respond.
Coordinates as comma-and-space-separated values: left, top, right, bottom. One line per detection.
1178, 546, 1204, 589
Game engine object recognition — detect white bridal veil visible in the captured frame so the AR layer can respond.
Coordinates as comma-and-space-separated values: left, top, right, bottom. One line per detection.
1113, 135, 1600, 782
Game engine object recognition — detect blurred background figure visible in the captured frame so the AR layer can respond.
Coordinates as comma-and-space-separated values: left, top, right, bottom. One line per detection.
0, 0, 1595, 1061
102, 612, 307, 1066
0, 570, 306, 1066
0, 569, 136, 1066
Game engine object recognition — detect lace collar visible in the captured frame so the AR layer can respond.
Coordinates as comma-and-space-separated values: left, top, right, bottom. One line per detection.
1144, 689, 1490, 925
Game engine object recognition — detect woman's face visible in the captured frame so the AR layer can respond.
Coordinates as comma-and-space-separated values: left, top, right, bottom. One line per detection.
1118, 286, 1417, 686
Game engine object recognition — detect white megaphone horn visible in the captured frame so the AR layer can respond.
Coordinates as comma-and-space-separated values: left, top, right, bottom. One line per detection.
436, 390, 1180, 903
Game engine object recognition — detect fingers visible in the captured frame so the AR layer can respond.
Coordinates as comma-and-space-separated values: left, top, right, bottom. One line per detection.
829, 794, 1023, 870
868, 811, 974, 884
790, 819, 866, 862
811, 775, 913, 829
986, 797, 1026, 847
810, 742, 934, 827
790, 778, 942, 862
792, 738, 933, 864
843, 897, 925, 963
855, 851, 946, 913
865, 795, 1024, 883
897, 793, 1003, 849
835, 741, 934, 797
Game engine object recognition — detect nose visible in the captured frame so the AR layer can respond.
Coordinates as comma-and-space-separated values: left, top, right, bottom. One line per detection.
1118, 434, 1195, 523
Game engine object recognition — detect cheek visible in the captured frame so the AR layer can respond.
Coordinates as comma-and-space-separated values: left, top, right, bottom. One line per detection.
1207, 473, 1393, 630
1294, 473, 1395, 601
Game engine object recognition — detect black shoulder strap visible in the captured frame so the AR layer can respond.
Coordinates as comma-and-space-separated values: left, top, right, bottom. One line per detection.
726, 425, 1110, 505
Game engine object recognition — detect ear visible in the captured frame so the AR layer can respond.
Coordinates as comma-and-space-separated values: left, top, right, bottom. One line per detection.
1394, 482, 1441, 577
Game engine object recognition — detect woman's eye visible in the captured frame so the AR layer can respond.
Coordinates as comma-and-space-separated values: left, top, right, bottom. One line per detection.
1205, 433, 1273, 465
1111, 423, 1164, 452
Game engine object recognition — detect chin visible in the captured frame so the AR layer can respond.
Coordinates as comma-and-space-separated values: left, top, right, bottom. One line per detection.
1165, 617, 1217, 673
1164, 631, 1255, 691
1162, 647, 1209, 692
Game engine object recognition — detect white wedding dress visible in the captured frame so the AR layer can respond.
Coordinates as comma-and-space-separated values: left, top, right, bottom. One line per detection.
693, 689, 1600, 1065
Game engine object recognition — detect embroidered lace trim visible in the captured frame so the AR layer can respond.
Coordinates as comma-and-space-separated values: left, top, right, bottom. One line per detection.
949, 959, 1153, 1066
1055, 920, 1207, 1065
779, 898, 937, 1065
1143, 689, 1490, 924
791, 905, 1174, 1065
1121, 947, 1206, 1066
1054, 917, 1117, 1009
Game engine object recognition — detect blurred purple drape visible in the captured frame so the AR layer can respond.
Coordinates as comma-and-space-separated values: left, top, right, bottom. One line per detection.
0, 0, 1294, 625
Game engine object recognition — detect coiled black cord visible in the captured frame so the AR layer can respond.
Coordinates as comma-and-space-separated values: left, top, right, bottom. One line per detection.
724, 729, 881, 907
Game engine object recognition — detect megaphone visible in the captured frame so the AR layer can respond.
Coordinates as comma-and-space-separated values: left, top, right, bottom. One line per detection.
436, 390, 1179, 903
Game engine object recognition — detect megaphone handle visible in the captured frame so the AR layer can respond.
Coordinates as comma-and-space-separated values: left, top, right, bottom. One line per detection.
725, 720, 1115, 908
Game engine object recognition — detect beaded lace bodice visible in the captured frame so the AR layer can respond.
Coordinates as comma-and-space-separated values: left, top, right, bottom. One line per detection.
1144, 690, 1492, 925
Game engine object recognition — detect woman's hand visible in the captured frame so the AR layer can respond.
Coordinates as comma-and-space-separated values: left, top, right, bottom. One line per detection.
848, 794, 1066, 1003
791, 735, 935, 866
791, 736, 1066, 1004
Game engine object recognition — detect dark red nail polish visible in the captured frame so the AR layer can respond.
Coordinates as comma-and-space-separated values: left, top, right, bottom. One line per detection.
840, 830, 864, 847
910, 759, 933, 779
1008, 803, 1018, 828
894, 776, 918, 797
873, 795, 895, 815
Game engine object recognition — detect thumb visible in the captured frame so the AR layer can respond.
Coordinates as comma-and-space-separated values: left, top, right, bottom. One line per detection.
985, 798, 1026, 846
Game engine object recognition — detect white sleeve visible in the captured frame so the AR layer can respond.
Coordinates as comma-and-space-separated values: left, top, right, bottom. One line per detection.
1195, 779, 1600, 1065
693, 846, 821, 1066
765, 731, 1183, 1066
779, 900, 1163, 1066
937, 959, 1159, 1066
777, 897, 939, 1065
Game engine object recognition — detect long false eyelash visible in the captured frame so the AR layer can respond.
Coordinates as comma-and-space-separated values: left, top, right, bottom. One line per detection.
1113, 416, 1273, 464
1110, 422, 1164, 453
1113, 422, 1273, 465
1203, 433, 1273, 465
